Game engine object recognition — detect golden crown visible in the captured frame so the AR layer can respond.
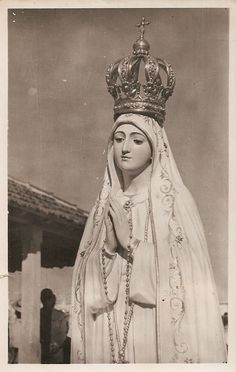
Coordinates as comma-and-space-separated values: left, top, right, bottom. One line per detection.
106, 17, 176, 126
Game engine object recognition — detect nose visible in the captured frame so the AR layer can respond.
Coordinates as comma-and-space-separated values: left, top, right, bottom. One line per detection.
122, 139, 131, 154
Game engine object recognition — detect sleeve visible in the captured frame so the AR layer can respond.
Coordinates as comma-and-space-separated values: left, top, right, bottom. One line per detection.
84, 242, 122, 315
129, 241, 157, 306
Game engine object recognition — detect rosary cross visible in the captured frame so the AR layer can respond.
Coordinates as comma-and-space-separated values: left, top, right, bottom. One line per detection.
136, 16, 150, 40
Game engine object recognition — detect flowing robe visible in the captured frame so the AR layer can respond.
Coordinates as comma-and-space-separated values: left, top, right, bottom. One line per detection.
70, 113, 227, 363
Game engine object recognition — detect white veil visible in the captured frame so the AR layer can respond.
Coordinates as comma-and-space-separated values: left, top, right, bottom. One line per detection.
70, 113, 227, 363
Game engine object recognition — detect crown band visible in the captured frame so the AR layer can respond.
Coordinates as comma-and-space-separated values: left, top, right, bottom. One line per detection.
114, 100, 165, 126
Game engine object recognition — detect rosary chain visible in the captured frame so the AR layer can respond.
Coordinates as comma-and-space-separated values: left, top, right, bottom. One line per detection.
101, 197, 150, 363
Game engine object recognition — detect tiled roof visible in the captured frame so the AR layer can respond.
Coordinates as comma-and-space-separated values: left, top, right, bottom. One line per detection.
8, 176, 88, 225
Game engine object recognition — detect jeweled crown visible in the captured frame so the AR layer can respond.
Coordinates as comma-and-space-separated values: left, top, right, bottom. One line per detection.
106, 17, 175, 126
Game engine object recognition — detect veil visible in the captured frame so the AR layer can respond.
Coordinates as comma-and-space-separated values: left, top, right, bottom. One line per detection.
70, 113, 227, 363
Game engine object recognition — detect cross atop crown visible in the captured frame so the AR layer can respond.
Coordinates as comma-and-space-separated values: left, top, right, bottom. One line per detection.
136, 16, 150, 40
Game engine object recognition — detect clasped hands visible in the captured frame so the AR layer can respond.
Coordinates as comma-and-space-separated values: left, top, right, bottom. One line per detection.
104, 197, 131, 255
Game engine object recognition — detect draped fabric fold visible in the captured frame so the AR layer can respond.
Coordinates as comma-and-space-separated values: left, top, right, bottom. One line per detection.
70, 113, 227, 363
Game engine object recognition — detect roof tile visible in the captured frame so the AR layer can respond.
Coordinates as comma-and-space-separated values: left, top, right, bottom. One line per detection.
8, 177, 88, 225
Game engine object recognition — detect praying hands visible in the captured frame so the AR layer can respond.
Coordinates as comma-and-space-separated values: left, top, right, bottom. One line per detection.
104, 197, 130, 253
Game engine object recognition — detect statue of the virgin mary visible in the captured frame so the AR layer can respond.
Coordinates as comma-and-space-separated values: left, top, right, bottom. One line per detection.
70, 17, 227, 364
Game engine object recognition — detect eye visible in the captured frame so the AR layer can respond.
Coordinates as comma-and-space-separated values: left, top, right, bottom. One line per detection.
133, 139, 143, 145
114, 136, 124, 143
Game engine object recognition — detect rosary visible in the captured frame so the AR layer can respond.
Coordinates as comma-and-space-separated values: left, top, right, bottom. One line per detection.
101, 197, 150, 363
101, 199, 134, 364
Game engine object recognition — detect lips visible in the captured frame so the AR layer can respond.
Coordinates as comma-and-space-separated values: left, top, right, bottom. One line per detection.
121, 156, 131, 160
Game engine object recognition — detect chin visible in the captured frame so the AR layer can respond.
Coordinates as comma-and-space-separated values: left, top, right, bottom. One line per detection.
118, 163, 134, 172
115, 161, 127, 170
121, 166, 141, 176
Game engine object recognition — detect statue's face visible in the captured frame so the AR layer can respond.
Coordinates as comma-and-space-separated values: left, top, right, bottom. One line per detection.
113, 123, 152, 175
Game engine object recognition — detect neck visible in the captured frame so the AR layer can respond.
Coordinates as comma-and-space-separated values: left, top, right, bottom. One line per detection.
122, 164, 151, 195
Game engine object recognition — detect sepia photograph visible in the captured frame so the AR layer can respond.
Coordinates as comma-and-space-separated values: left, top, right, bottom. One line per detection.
0, 1, 236, 371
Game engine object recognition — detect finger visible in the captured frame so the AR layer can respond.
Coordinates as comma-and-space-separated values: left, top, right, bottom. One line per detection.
110, 199, 123, 220
111, 198, 126, 216
109, 206, 116, 221
107, 216, 115, 231
109, 200, 119, 219
110, 199, 128, 225
107, 214, 112, 224
104, 216, 113, 230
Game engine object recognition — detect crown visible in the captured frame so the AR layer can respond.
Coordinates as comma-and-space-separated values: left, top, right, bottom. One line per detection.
106, 17, 176, 126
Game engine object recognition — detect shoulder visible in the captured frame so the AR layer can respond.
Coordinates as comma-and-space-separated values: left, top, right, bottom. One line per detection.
52, 309, 68, 321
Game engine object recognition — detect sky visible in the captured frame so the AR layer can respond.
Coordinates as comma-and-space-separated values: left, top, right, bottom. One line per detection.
8, 8, 228, 301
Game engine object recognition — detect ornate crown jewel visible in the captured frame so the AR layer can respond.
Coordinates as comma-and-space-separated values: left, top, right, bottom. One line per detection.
106, 17, 176, 126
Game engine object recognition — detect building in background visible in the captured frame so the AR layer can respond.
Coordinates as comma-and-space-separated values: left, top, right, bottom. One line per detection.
8, 176, 87, 363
